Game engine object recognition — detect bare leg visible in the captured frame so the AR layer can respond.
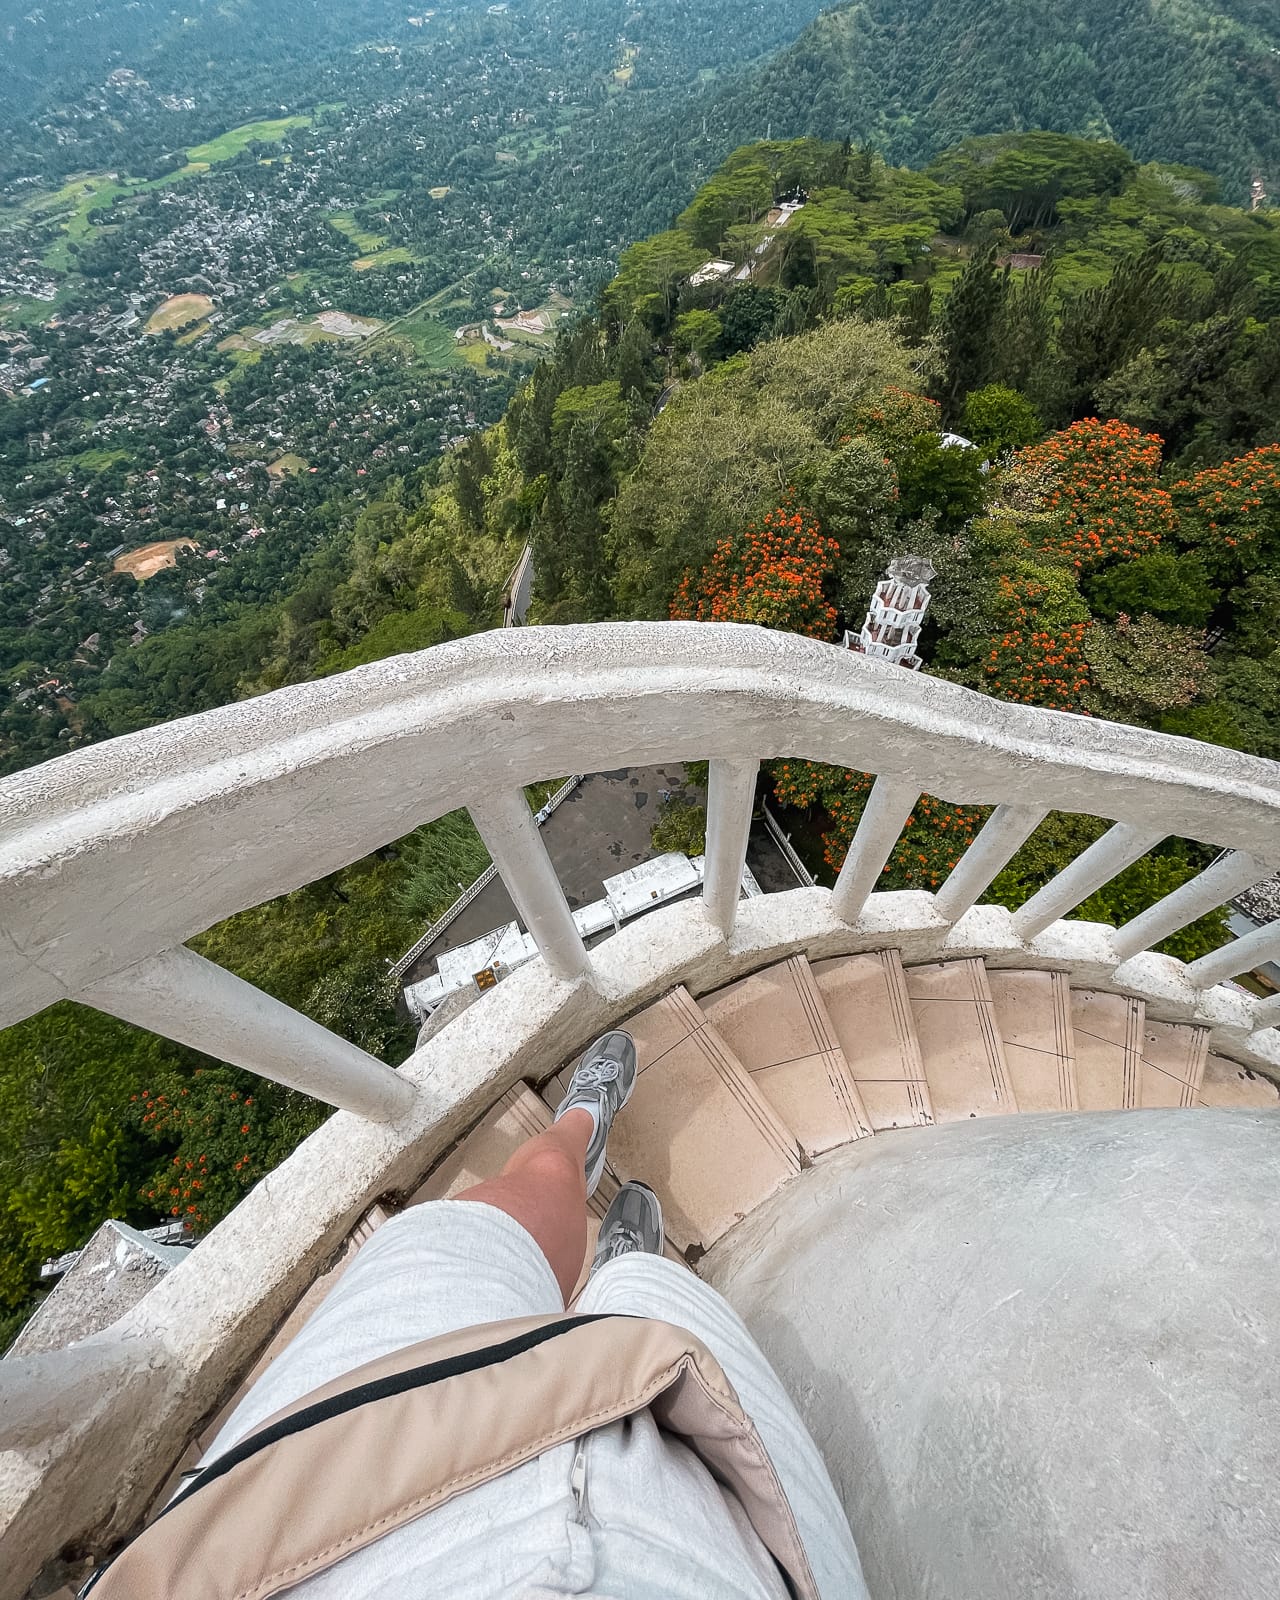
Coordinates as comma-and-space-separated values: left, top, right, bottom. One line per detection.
455, 1109, 592, 1304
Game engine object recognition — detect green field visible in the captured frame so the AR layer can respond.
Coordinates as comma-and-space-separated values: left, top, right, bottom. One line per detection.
354, 246, 414, 271
0, 114, 314, 295
186, 116, 312, 166
0, 293, 66, 328
63, 447, 130, 473
421, 278, 474, 310
329, 211, 388, 254
27, 174, 131, 272
378, 312, 465, 367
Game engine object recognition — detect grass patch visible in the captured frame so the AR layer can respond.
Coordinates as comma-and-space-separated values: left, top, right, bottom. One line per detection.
421, 283, 459, 309
381, 313, 465, 367
0, 294, 63, 329
186, 116, 311, 166
36, 174, 131, 271
267, 452, 308, 478
329, 211, 388, 254
64, 447, 130, 473
353, 246, 413, 271
149, 162, 211, 187
219, 346, 264, 374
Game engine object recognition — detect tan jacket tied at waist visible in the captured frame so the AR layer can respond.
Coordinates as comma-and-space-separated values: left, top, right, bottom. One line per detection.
85, 1312, 820, 1600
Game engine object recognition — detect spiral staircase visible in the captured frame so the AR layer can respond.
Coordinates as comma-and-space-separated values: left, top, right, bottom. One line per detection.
419, 952, 1276, 1279
5, 622, 1280, 1599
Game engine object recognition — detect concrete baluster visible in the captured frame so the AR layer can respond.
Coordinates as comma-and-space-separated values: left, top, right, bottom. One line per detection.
1186, 919, 1280, 989
1111, 850, 1273, 963
1249, 993, 1280, 1031
831, 778, 920, 924
702, 758, 759, 937
934, 805, 1047, 923
469, 789, 592, 983
1011, 824, 1165, 941
83, 946, 415, 1120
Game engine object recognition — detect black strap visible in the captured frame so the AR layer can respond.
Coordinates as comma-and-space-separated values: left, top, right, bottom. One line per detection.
165, 1312, 617, 1518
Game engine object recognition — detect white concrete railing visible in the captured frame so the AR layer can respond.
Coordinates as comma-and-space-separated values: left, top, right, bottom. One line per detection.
6, 621, 1280, 1594
5, 622, 1280, 1104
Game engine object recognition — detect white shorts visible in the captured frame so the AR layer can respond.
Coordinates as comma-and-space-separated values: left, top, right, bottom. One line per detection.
202, 1201, 868, 1600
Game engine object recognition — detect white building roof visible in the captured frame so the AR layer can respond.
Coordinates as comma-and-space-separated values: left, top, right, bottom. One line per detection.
603, 852, 702, 920
436, 922, 537, 989
690, 260, 735, 287
572, 899, 619, 938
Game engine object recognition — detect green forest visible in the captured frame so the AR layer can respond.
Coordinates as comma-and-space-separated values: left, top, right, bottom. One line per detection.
702, 0, 1280, 204
5, 125, 1280, 1347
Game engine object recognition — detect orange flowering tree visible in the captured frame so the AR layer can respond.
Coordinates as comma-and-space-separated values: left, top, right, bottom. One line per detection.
671, 496, 839, 639
1008, 417, 1178, 572
1171, 443, 1280, 582
128, 1067, 324, 1230
770, 762, 986, 890
982, 573, 1093, 711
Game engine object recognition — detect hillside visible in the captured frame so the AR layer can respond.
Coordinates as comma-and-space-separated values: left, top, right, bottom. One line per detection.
6, 128, 1280, 1343
496, 132, 1280, 617
700, 1, 1280, 204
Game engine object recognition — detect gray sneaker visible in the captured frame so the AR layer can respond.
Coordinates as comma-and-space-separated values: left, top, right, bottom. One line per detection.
592, 1181, 664, 1271
554, 1030, 637, 1195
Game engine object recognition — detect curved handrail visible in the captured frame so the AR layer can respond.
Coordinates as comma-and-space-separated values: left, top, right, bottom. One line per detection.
4, 622, 1280, 1025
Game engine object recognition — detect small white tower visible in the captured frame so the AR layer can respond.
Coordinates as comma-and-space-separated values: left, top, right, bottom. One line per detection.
846, 555, 936, 671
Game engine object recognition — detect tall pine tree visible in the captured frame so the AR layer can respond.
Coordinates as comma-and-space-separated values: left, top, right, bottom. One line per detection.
938, 245, 1005, 422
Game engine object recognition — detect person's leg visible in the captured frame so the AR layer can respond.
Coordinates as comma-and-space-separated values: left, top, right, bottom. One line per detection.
452, 1027, 639, 1302
578, 1252, 869, 1600
455, 1107, 591, 1304
203, 1029, 637, 1461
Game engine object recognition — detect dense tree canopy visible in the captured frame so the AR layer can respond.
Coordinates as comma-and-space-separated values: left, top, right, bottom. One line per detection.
700, 3, 1280, 205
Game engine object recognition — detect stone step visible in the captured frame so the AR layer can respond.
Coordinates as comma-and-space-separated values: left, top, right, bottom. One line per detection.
698, 955, 873, 1160
987, 969, 1078, 1111
1071, 989, 1145, 1109
1198, 1054, 1280, 1110
408, 1084, 553, 1203
904, 958, 1018, 1121
810, 950, 934, 1130
580, 988, 802, 1257
1139, 1020, 1209, 1109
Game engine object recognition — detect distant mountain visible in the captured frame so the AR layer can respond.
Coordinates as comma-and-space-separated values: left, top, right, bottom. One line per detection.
704, 0, 1280, 202
0, 0, 414, 102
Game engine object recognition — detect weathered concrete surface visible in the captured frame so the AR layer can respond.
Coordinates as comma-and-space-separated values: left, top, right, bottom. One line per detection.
704, 1110, 1280, 1600
7, 621, 1280, 1031
9, 1223, 189, 1359
3, 891, 1278, 1598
